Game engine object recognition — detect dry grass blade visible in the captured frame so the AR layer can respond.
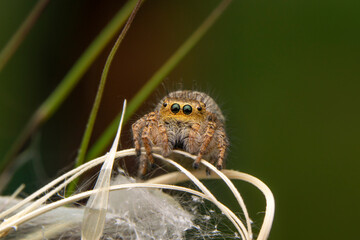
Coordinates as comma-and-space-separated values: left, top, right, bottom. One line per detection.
219, 170, 275, 240
0, 184, 25, 214
0, 154, 106, 220
0, 183, 216, 235
147, 167, 275, 240
0, 149, 136, 222
81, 100, 126, 240
0, 148, 274, 239
172, 149, 253, 239
152, 153, 250, 240
9, 184, 25, 199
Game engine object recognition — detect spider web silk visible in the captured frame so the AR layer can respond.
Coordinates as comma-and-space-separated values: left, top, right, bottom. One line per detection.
2, 175, 194, 240
1, 174, 248, 240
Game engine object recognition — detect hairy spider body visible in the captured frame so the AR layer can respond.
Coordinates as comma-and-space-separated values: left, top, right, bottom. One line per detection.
132, 90, 229, 176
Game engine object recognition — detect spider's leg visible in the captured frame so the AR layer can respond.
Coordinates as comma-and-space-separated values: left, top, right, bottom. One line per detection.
205, 156, 217, 175
138, 154, 148, 177
158, 121, 171, 156
141, 112, 157, 168
188, 123, 200, 154
215, 126, 228, 170
132, 115, 147, 156
193, 114, 217, 169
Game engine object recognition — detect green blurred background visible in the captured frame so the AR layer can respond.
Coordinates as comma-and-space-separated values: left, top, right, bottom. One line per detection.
0, 0, 359, 239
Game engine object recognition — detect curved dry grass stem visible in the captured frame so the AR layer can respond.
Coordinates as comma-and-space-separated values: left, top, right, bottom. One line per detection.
0, 154, 107, 219
0, 148, 274, 240
172, 150, 253, 239
147, 167, 275, 240
152, 153, 249, 240
0, 183, 222, 235
220, 170, 275, 240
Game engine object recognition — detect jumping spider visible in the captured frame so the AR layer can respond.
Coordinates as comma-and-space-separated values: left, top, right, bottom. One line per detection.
132, 90, 229, 176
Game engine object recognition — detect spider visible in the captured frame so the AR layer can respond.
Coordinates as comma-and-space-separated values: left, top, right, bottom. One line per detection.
132, 90, 229, 176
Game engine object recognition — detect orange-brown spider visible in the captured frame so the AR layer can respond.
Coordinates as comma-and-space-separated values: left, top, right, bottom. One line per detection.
132, 90, 229, 176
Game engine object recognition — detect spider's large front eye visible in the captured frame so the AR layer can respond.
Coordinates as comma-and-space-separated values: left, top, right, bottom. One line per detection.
171, 103, 180, 113
183, 105, 192, 115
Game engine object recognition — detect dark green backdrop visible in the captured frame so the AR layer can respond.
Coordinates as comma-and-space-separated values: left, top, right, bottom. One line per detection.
1, 0, 359, 239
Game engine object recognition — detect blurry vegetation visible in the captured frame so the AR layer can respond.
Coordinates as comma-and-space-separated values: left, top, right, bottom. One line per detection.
0, 0, 359, 240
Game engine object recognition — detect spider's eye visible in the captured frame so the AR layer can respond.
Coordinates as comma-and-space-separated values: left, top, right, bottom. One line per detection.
163, 102, 167, 107
183, 105, 192, 115
171, 103, 180, 113
197, 106, 202, 111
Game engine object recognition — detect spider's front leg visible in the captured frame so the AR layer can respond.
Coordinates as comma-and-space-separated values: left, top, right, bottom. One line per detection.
139, 154, 149, 177
188, 123, 201, 154
214, 125, 228, 170
158, 121, 171, 156
141, 112, 158, 168
132, 115, 147, 156
193, 114, 217, 169
141, 111, 172, 174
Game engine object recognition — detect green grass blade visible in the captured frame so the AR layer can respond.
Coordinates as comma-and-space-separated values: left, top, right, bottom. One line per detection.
87, 0, 233, 160
0, 0, 50, 73
66, 0, 143, 196
37, 0, 138, 122
0, 0, 138, 192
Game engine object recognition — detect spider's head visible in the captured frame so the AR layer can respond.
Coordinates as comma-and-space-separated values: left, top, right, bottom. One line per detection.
159, 98, 206, 123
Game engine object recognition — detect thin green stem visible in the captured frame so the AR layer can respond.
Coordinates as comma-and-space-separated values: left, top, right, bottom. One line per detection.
37, 0, 138, 122
87, 0, 233, 160
0, 0, 50, 73
65, 0, 144, 196
0, 0, 138, 193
